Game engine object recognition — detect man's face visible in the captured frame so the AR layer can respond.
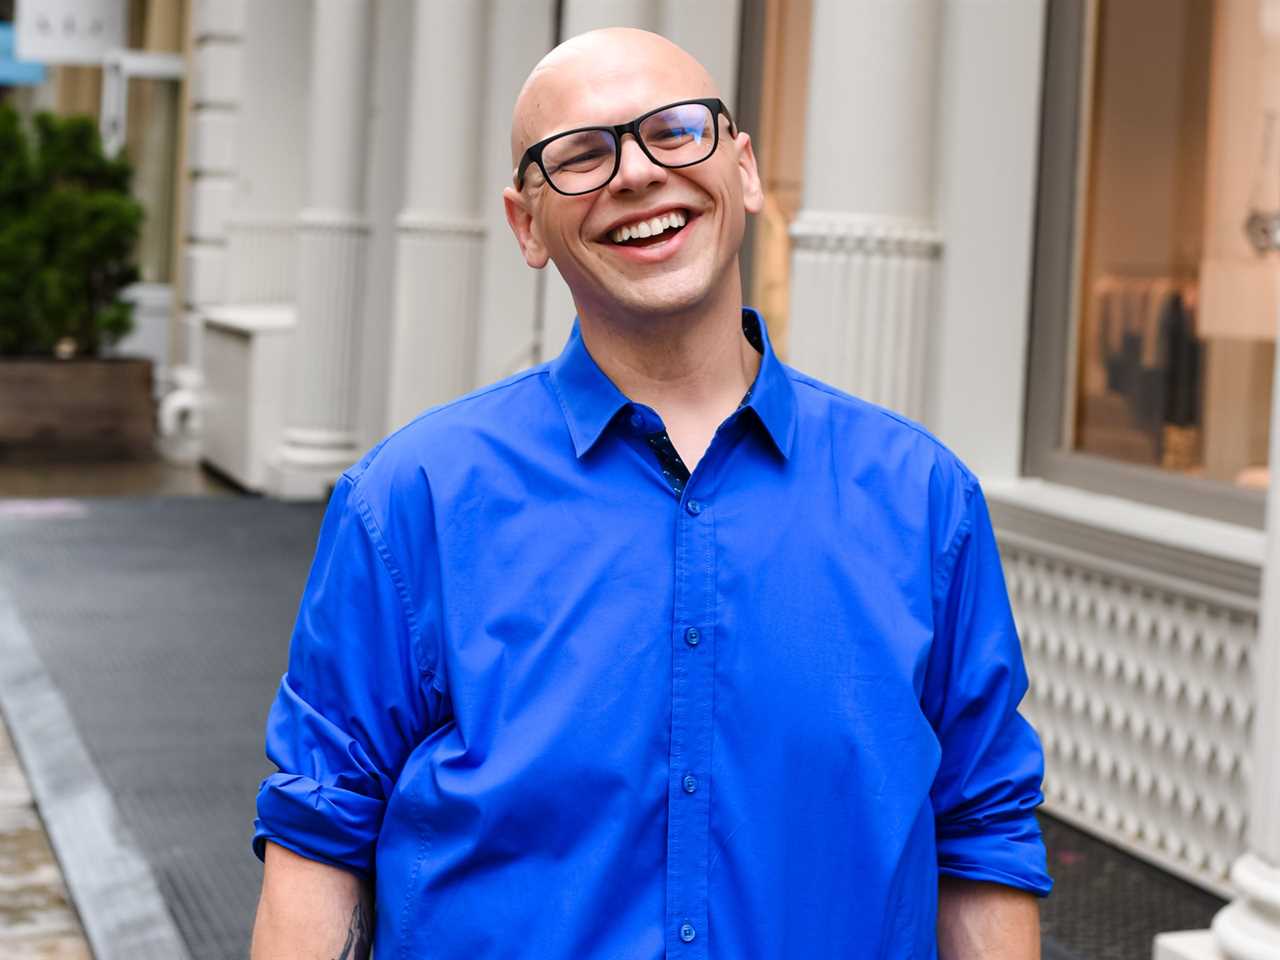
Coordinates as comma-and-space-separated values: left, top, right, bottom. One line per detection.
505, 37, 764, 322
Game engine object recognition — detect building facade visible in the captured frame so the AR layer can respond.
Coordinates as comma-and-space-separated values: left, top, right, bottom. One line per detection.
6, 0, 1276, 955
183, 2, 1280, 957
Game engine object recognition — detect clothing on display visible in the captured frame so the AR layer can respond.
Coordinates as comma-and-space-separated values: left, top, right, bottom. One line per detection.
1092, 274, 1202, 468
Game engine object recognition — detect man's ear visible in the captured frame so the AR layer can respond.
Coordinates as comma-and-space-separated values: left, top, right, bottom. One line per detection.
503, 186, 550, 269
734, 133, 764, 215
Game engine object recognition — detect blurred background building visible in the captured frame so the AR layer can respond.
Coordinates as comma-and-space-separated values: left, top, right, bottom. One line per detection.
1, 0, 1278, 957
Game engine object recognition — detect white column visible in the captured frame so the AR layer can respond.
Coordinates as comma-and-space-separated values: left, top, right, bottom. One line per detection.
475, 0, 557, 386
659, 0, 740, 102
924, 0, 1045, 477
1155, 298, 1280, 959
269, 0, 373, 499
222, 0, 311, 305
787, 0, 943, 421
384, 0, 489, 430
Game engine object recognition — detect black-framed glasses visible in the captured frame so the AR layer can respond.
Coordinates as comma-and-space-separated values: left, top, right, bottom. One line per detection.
516, 97, 736, 196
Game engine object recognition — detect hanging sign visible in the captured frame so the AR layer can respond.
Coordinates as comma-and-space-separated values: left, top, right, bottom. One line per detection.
14, 0, 126, 65
0, 23, 46, 85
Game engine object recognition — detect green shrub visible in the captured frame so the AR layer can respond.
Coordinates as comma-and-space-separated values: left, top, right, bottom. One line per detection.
0, 106, 144, 357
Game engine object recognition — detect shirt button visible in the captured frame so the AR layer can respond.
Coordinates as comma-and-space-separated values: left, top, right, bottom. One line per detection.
686, 499, 703, 516
684, 627, 700, 646
629, 412, 644, 430
682, 774, 698, 794
680, 922, 696, 943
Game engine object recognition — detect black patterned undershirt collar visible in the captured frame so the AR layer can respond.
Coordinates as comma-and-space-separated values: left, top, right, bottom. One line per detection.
644, 312, 765, 497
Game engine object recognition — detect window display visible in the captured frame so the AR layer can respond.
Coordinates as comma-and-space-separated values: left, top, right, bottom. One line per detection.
1072, 0, 1276, 491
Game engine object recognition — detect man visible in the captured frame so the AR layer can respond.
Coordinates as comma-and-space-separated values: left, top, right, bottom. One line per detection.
250, 27, 1051, 959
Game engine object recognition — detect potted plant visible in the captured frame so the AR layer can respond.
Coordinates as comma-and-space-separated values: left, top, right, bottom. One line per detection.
0, 105, 151, 460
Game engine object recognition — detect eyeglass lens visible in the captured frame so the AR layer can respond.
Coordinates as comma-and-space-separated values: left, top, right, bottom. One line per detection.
541, 102, 717, 194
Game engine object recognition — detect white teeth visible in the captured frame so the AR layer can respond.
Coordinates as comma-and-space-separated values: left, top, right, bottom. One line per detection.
610, 211, 689, 243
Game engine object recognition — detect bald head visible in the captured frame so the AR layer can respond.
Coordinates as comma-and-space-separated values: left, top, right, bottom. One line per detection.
510, 28, 720, 166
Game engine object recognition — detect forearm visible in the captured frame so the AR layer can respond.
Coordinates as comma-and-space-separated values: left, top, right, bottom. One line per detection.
251, 841, 373, 960
937, 876, 1040, 960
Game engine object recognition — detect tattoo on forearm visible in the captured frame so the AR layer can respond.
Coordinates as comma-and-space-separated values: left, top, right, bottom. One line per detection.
333, 899, 372, 960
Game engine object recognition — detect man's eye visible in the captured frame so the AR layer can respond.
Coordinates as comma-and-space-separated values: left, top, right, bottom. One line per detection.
550, 149, 610, 172
649, 126, 698, 147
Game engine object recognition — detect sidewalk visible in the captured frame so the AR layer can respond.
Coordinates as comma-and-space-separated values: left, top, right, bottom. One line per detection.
0, 486, 1228, 959
0, 719, 91, 959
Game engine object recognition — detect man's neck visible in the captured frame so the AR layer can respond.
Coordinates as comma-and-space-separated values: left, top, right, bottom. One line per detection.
575, 280, 761, 473
576, 290, 760, 424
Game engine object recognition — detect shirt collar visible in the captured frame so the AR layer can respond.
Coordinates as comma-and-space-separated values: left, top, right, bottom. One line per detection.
548, 307, 797, 460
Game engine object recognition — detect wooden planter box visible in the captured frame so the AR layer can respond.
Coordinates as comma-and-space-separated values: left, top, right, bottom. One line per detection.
0, 357, 154, 461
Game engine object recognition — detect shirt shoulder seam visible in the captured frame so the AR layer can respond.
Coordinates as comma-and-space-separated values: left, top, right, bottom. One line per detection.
347, 479, 435, 681
786, 370, 954, 454
784, 369, 982, 592
932, 472, 980, 610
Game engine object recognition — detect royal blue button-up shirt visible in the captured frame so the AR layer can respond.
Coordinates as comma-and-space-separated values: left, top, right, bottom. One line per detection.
254, 309, 1052, 957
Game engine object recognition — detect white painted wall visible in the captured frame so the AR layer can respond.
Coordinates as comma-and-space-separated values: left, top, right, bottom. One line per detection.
925, 0, 1047, 479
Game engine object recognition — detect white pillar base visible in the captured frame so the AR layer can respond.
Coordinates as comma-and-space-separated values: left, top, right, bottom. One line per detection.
266, 456, 350, 501
1154, 855, 1280, 960
269, 424, 359, 501
1155, 930, 1225, 960
271, 211, 369, 500
1213, 854, 1280, 960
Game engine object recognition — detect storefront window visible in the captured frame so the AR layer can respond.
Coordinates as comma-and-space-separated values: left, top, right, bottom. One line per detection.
123, 73, 180, 284
1072, 0, 1277, 492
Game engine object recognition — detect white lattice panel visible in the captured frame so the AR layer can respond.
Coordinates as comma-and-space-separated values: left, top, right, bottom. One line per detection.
1003, 544, 1257, 895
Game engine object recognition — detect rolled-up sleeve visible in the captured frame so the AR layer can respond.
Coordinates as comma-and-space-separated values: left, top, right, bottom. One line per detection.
925, 477, 1053, 896
252, 470, 445, 877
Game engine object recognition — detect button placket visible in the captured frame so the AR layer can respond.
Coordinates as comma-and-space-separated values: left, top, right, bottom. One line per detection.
665, 475, 716, 957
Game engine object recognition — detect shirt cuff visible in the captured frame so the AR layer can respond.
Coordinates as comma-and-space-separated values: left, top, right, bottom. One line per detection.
936, 812, 1054, 896
252, 772, 385, 876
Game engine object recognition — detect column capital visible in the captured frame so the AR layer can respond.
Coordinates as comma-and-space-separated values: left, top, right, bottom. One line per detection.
789, 211, 943, 257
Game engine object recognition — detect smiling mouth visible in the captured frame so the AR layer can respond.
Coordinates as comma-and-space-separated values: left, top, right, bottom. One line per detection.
606, 210, 691, 247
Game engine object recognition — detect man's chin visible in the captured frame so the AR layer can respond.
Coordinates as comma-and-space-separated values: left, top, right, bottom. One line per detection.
599, 286, 713, 321
592, 265, 720, 319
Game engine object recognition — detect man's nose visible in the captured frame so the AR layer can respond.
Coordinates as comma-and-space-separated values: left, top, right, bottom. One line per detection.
608, 135, 666, 194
